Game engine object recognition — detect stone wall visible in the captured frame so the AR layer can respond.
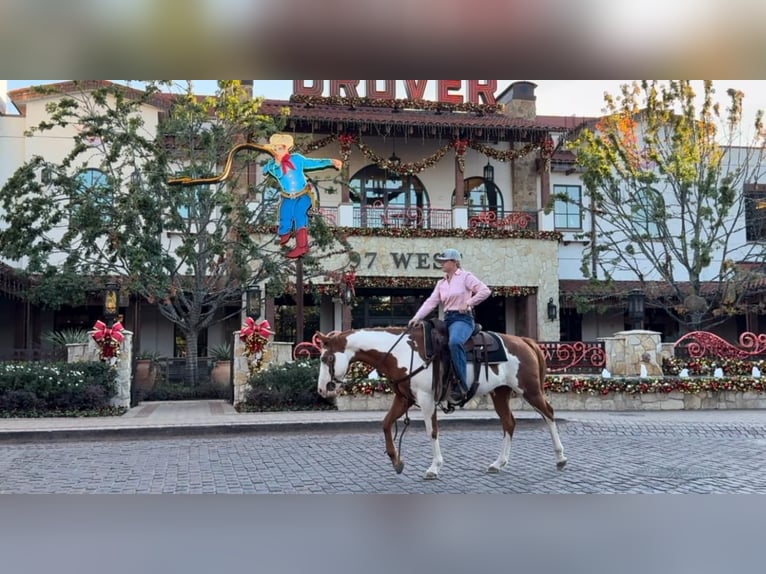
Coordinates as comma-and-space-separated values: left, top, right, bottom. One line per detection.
602, 330, 663, 376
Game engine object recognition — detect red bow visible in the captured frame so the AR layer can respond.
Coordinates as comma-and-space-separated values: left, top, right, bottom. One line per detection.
240, 317, 274, 340
280, 154, 296, 174
92, 320, 125, 343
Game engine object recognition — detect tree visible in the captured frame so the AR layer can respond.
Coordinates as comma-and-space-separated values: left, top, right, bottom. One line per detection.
571, 80, 766, 332
0, 80, 352, 381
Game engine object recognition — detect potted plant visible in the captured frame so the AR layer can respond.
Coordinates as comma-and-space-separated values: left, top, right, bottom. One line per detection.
134, 351, 161, 394
209, 342, 232, 388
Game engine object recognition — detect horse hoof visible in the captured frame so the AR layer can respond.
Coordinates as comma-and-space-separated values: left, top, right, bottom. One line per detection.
424, 471, 438, 480
487, 466, 500, 474
393, 461, 405, 474
556, 459, 568, 470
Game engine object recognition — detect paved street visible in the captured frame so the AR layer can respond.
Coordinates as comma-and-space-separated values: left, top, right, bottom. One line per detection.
2, 414, 766, 493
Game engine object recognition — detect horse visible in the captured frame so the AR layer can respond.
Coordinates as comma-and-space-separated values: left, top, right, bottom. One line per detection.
315, 324, 567, 480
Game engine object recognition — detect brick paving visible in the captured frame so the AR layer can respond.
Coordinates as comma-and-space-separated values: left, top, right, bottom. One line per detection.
1, 401, 766, 493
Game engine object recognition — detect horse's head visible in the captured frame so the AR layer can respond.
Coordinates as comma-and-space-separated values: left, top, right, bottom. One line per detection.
315, 331, 351, 399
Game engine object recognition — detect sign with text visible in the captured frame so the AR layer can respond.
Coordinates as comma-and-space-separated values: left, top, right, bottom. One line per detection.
293, 80, 498, 105
362, 251, 442, 270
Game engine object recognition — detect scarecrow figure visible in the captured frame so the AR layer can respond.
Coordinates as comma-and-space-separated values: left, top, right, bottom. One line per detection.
262, 133, 342, 258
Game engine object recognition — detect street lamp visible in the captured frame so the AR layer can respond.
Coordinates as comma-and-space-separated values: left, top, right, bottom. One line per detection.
246, 285, 262, 319
103, 281, 120, 327
627, 288, 645, 330
547, 297, 558, 321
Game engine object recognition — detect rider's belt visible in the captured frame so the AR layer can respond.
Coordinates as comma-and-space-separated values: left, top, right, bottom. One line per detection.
280, 185, 317, 209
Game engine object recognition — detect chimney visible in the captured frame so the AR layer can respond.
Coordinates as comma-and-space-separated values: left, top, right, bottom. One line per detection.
241, 80, 253, 100
501, 80, 537, 120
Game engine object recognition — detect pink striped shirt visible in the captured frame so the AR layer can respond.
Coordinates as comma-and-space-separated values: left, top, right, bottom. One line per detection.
413, 268, 491, 321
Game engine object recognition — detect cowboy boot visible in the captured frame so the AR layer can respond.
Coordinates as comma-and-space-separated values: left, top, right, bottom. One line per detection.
277, 232, 292, 246
286, 228, 309, 258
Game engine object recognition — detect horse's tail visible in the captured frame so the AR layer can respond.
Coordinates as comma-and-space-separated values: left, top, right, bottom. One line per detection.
521, 336, 547, 387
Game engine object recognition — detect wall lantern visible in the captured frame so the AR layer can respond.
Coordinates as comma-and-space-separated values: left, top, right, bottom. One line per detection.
547, 297, 558, 321
483, 159, 494, 183
246, 285, 262, 319
387, 152, 401, 182
103, 281, 120, 327
343, 283, 353, 305
627, 288, 645, 330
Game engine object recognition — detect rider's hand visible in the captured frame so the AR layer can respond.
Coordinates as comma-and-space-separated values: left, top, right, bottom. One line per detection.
408, 318, 420, 329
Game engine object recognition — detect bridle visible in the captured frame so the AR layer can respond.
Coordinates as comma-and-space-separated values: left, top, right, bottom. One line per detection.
320, 350, 344, 394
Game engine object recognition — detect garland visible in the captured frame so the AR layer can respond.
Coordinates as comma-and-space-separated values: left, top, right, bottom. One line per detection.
249, 223, 562, 242
339, 373, 766, 397
290, 95, 503, 115
285, 132, 549, 174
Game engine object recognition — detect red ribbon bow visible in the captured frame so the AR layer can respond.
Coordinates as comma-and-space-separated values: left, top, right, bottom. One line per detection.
280, 154, 296, 174
92, 320, 125, 343
240, 317, 275, 340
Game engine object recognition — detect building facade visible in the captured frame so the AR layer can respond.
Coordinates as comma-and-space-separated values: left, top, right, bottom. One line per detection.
3, 80, 760, 360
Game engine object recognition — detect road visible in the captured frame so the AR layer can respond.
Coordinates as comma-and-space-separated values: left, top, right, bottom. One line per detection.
2, 415, 765, 493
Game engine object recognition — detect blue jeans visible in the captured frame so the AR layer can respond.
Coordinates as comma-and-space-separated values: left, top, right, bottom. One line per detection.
444, 311, 474, 393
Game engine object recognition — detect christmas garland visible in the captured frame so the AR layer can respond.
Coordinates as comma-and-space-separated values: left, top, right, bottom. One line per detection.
289, 132, 550, 175
339, 373, 766, 397
290, 95, 503, 115
249, 223, 562, 242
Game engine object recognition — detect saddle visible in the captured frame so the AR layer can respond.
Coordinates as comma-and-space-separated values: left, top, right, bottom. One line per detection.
423, 319, 506, 409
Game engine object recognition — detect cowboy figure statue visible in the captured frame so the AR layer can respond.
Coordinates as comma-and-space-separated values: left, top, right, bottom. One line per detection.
262, 133, 343, 259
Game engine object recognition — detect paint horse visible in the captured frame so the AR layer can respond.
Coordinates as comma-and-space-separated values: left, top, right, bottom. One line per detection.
316, 325, 567, 480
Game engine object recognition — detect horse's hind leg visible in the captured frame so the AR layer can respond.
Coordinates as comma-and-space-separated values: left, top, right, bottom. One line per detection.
488, 387, 515, 473
523, 391, 567, 469
382, 394, 412, 474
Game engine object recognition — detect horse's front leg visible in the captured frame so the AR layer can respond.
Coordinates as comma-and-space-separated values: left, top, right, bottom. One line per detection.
382, 394, 412, 474
418, 393, 443, 480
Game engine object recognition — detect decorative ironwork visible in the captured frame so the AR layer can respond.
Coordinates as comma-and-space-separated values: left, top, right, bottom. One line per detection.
468, 210, 533, 230
673, 331, 766, 360
539, 341, 607, 374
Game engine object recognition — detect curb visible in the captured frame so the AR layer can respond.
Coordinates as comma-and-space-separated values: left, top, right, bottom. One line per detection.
0, 416, 552, 443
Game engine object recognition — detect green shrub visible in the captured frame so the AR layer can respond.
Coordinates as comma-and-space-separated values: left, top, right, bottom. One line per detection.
143, 380, 228, 401
0, 361, 119, 416
240, 359, 336, 412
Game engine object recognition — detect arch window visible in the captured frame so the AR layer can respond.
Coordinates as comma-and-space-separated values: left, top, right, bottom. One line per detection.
453, 176, 504, 218
349, 165, 430, 228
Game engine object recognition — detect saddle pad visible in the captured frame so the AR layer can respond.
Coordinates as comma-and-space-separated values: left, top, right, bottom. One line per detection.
468, 331, 507, 364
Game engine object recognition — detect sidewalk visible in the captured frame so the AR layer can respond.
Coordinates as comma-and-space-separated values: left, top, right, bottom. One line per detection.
1, 400, 766, 442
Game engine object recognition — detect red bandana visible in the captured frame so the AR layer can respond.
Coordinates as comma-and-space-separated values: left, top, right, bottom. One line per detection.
280, 154, 296, 173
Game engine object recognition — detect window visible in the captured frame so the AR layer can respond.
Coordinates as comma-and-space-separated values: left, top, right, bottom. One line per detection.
632, 188, 662, 238
745, 184, 766, 242
72, 168, 111, 224
349, 165, 430, 228
553, 184, 582, 230
453, 176, 504, 218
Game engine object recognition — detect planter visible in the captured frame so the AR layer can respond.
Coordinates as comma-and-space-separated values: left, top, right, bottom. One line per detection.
133, 359, 158, 394
211, 360, 232, 388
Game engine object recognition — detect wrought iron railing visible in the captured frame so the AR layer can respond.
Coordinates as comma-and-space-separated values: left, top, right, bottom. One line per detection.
353, 204, 452, 229
539, 341, 607, 374
673, 331, 766, 360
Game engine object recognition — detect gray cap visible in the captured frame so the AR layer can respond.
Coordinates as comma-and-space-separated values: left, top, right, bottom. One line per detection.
434, 248, 462, 262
